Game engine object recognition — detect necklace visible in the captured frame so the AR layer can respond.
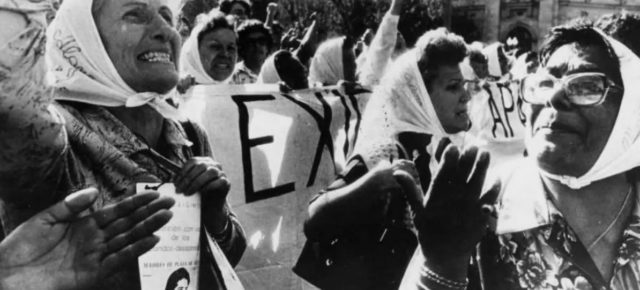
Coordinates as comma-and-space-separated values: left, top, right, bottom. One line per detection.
587, 185, 633, 250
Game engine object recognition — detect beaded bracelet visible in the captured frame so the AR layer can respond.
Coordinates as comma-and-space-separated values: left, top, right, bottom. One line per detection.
420, 264, 468, 290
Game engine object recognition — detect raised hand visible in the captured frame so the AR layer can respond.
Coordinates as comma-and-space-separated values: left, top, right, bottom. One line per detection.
354, 159, 423, 224
398, 144, 500, 279
295, 18, 320, 65
266, 2, 278, 15
0, 188, 175, 290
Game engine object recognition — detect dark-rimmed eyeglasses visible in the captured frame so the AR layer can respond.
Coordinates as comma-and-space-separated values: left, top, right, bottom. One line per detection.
520, 72, 621, 106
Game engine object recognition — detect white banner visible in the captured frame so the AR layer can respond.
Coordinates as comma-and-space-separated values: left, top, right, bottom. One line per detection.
180, 84, 371, 290
468, 80, 528, 181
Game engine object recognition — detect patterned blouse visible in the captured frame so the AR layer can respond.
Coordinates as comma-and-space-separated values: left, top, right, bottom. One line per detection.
401, 161, 640, 290
0, 101, 247, 290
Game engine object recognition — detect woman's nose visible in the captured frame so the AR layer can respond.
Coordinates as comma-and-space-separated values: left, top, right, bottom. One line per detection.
546, 85, 573, 111
150, 15, 173, 43
460, 88, 471, 103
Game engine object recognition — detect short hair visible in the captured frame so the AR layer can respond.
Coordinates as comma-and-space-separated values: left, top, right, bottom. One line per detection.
219, 0, 251, 16
595, 12, 640, 57
468, 48, 487, 66
196, 9, 236, 44
539, 23, 622, 86
415, 28, 468, 88
237, 19, 272, 52
165, 268, 190, 290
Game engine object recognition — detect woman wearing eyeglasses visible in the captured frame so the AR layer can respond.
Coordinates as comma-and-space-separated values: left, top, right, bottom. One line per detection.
401, 24, 640, 290
231, 19, 272, 85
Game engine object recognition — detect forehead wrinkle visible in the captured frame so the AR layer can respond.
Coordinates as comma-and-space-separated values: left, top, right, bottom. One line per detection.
545, 45, 602, 77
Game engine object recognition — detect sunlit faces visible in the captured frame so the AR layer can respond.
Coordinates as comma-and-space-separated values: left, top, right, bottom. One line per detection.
527, 43, 623, 177
198, 28, 238, 81
94, 0, 181, 94
426, 65, 472, 134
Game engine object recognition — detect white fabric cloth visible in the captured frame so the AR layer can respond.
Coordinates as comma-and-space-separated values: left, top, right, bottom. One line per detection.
483, 43, 503, 78
351, 48, 454, 169
45, 0, 182, 120
256, 51, 281, 84
539, 31, 640, 189
0, 0, 54, 13
356, 13, 399, 87
308, 37, 345, 86
459, 58, 478, 81
510, 52, 529, 80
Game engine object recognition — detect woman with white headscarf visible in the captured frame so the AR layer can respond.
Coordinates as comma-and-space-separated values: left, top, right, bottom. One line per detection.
178, 9, 237, 94
0, 0, 246, 289
296, 28, 471, 290
308, 36, 357, 86
402, 24, 640, 290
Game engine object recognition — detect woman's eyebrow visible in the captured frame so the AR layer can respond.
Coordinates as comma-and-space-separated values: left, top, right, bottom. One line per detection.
565, 64, 602, 75
123, 2, 148, 8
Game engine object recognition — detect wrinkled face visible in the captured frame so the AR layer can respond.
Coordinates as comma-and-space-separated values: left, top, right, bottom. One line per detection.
229, 2, 247, 20
240, 31, 270, 69
198, 28, 238, 81
426, 64, 471, 134
94, 0, 181, 94
527, 43, 622, 176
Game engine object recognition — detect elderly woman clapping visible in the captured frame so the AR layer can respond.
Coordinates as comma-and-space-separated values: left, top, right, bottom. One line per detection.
0, 0, 246, 289
402, 23, 640, 290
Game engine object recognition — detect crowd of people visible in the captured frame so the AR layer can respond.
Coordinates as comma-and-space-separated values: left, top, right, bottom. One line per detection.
3, 0, 640, 289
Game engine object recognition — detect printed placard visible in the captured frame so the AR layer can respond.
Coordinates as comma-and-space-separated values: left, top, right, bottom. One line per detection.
137, 183, 201, 290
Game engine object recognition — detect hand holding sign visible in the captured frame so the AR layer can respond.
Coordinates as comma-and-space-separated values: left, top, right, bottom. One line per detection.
174, 157, 231, 235
0, 188, 174, 290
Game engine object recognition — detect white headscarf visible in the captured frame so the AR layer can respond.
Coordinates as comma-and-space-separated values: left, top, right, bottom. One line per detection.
308, 37, 345, 86
459, 57, 478, 81
539, 31, 640, 189
483, 43, 504, 78
1, 0, 53, 105
256, 51, 281, 84
45, 0, 182, 120
351, 48, 449, 168
179, 11, 232, 85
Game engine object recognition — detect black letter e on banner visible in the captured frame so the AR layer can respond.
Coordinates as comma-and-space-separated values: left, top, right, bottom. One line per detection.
232, 95, 295, 203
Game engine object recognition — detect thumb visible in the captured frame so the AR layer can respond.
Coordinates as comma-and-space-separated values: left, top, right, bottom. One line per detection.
43, 188, 99, 222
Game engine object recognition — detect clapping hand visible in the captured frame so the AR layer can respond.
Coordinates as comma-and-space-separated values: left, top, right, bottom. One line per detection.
396, 144, 500, 267
0, 188, 175, 290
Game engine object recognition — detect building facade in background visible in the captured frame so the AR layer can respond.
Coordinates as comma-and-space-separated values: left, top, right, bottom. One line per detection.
452, 0, 640, 51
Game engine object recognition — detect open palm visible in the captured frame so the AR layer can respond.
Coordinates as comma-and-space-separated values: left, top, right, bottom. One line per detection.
0, 188, 174, 290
